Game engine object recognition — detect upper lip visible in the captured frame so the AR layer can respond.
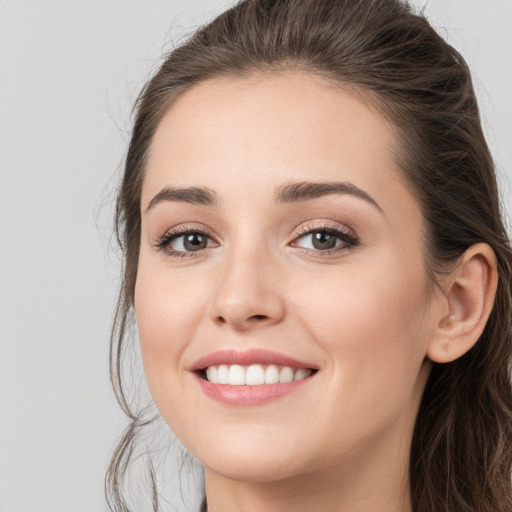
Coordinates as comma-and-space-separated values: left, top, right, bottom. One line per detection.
190, 348, 318, 372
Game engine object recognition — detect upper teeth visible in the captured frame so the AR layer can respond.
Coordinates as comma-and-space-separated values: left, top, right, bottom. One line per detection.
205, 364, 313, 385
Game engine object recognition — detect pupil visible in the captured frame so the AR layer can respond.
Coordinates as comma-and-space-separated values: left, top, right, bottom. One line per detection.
312, 231, 336, 250
184, 233, 207, 251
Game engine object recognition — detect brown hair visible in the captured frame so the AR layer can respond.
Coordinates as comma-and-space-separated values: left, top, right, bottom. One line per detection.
106, 0, 512, 510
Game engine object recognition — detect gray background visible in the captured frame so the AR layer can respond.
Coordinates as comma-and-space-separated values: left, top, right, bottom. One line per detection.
0, 1, 511, 511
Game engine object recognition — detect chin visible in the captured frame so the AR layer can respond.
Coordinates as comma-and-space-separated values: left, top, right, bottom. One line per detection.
203, 455, 305, 484
192, 433, 311, 484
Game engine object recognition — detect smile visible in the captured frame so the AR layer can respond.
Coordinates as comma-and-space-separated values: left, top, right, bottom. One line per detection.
192, 349, 318, 405
204, 364, 314, 385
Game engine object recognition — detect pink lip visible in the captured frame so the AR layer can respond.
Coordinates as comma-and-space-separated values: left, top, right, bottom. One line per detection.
193, 375, 312, 406
190, 348, 316, 371
190, 349, 317, 407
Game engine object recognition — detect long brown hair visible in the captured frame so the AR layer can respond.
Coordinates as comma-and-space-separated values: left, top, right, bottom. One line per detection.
106, 1, 512, 510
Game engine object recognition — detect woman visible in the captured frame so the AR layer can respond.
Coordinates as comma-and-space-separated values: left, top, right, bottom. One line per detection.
106, 0, 512, 510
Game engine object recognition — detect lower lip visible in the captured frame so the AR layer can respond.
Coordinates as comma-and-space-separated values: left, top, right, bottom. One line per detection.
193, 373, 313, 406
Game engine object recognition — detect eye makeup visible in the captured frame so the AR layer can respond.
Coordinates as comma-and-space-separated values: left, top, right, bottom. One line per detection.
152, 220, 359, 259
153, 223, 218, 258
290, 222, 359, 256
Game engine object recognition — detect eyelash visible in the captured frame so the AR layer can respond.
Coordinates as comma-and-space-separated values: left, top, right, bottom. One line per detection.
292, 223, 359, 256
154, 223, 359, 259
154, 225, 217, 258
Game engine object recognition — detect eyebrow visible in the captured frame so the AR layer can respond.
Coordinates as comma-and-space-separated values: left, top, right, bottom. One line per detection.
145, 186, 219, 212
145, 181, 383, 213
274, 181, 383, 212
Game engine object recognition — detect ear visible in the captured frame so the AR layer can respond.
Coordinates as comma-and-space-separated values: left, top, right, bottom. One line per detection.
427, 243, 498, 364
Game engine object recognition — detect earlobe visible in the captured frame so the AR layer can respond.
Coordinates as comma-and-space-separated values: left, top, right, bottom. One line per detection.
427, 243, 498, 364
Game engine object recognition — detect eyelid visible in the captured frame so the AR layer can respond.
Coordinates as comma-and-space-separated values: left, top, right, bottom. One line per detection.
293, 220, 356, 239
289, 221, 359, 255
153, 220, 359, 258
153, 223, 219, 257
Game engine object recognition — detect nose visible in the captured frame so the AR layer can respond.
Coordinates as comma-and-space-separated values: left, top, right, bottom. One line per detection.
208, 246, 285, 332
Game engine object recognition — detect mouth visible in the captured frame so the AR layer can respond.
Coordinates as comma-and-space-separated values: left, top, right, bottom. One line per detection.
200, 364, 316, 385
191, 349, 318, 405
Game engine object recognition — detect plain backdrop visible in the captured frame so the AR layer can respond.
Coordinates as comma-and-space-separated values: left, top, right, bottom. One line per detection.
0, 1, 511, 511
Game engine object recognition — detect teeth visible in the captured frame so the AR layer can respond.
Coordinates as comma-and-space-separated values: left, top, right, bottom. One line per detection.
245, 364, 265, 385
217, 364, 229, 384
265, 364, 279, 384
204, 364, 313, 385
279, 367, 294, 383
228, 365, 246, 385
205, 366, 217, 383
294, 368, 310, 381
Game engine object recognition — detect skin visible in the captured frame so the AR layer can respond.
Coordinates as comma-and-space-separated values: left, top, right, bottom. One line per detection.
134, 72, 495, 512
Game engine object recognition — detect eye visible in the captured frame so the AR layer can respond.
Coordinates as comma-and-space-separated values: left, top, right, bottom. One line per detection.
291, 224, 359, 254
154, 228, 218, 257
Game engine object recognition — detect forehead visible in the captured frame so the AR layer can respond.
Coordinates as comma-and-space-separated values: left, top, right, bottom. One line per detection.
143, 71, 415, 218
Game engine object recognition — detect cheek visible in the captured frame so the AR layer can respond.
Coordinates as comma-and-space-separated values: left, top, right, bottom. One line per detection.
293, 255, 431, 404
135, 252, 205, 343
133, 255, 205, 405
298, 261, 429, 342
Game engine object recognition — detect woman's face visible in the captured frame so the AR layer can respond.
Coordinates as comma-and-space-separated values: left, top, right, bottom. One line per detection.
135, 72, 438, 483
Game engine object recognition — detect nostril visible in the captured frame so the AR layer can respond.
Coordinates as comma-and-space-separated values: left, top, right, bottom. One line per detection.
212, 308, 281, 330
251, 315, 268, 321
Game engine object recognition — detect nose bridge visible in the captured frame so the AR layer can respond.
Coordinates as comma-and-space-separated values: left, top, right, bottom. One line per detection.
208, 231, 285, 331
